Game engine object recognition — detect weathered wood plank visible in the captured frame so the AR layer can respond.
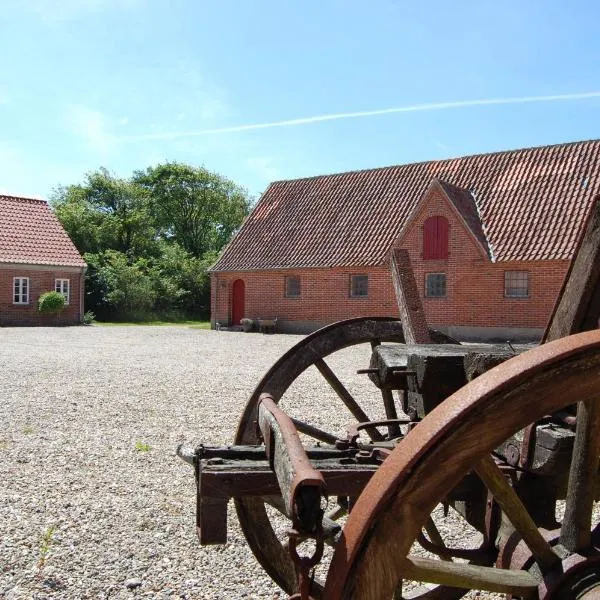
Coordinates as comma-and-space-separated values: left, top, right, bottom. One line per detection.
390, 248, 432, 344
544, 198, 600, 341
401, 557, 539, 598
560, 397, 600, 551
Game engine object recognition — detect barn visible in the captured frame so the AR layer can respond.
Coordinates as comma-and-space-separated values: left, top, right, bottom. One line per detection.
0, 194, 86, 326
210, 140, 600, 341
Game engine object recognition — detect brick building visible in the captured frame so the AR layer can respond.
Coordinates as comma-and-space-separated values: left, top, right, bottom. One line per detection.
0, 195, 86, 326
210, 140, 600, 341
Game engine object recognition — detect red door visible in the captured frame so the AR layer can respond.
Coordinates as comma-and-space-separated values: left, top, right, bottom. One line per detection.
231, 279, 245, 325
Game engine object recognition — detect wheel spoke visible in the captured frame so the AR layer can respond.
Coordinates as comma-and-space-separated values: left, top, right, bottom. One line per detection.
560, 398, 600, 551
314, 357, 384, 441
475, 454, 559, 570
421, 518, 451, 561
290, 417, 339, 445
402, 557, 539, 598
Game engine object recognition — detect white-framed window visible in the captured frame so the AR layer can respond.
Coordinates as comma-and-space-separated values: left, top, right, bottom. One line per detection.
504, 271, 529, 298
55, 279, 70, 305
13, 277, 29, 305
350, 274, 369, 297
425, 273, 446, 298
285, 276, 301, 298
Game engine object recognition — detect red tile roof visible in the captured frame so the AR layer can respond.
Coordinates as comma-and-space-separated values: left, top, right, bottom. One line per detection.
0, 195, 86, 268
212, 140, 600, 271
436, 180, 490, 257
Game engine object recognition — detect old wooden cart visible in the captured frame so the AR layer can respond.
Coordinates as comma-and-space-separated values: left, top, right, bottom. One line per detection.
179, 201, 600, 599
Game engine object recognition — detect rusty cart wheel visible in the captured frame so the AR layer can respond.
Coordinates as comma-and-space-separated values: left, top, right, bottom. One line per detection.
234, 317, 414, 596
324, 329, 600, 599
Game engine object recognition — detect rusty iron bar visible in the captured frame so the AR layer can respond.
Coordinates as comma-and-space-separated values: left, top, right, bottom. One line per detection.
345, 419, 411, 446
258, 394, 326, 533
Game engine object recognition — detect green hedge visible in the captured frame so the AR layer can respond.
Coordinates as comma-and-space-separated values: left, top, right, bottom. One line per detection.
38, 291, 66, 314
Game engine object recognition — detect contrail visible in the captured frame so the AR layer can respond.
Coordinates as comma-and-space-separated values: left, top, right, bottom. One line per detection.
122, 91, 600, 141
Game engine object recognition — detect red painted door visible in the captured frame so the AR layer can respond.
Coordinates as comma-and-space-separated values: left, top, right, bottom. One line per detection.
231, 279, 245, 325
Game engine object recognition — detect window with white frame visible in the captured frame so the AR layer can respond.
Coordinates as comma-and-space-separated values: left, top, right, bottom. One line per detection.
504, 271, 529, 298
425, 273, 446, 298
350, 274, 369, 297
55, 279, 70, 305
13, 277, 29, 304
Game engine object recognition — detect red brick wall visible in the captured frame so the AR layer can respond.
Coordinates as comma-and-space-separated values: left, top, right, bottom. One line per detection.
395, 187, 569, 330
211, 188, 570, 333
0, 267, 84, 326
212, 266, 398, 328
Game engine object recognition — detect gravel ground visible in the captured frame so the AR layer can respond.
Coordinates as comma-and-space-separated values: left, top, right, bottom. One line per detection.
0, 326, 590, 600
1, 326, 306, 600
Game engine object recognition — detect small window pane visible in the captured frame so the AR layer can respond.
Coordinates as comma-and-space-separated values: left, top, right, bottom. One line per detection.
13, 277, 29, 304
505, 271, 529, 298
426, 273, 446, 297
285, 276, 300, 298
351, 275, 368, 297
55, 279, 70, 305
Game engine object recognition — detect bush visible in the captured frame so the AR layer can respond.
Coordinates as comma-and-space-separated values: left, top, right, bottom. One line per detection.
82, 310, 96, 325
38, 291, 66, 314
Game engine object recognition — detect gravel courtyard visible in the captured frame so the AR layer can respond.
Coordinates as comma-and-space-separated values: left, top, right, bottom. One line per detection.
1, 326, 569, 600
1, 326, 323, 600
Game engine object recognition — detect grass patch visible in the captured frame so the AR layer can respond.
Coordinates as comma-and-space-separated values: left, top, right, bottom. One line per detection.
97, 320, 210, 328
134, 441, 151, 452
37, 524, 57, 573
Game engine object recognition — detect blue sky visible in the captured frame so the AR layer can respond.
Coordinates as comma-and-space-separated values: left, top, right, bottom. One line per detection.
1, 0, 600, 200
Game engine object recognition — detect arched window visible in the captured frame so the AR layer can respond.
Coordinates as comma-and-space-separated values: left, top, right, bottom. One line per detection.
423, 216, 449, 259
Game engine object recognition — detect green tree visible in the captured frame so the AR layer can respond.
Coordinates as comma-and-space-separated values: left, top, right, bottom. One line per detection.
51, 163, 248, 321
133, 162, 251, 257
51, 168, 157, 257
85, 250, 157, 319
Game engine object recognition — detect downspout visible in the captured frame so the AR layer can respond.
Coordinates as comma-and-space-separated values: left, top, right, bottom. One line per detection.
211, 272, 217, 329
80, 266, 86, 322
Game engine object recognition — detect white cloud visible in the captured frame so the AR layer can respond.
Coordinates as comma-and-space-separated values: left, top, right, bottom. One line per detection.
0, 91, 10, 105
118, 117, 129, 126
121, 90, 600, 142
67, 105, 115, 153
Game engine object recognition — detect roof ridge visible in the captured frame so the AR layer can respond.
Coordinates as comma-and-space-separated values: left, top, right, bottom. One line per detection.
0, 194, 47, 204
269, 138, 600, 186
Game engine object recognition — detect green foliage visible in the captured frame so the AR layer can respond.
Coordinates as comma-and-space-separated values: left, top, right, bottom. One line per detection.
82, 310, 96, 325
51, 163, 251, 321
51, 168, 157, 257
133, 162, 251, 257
38, 524, 57, 572
135, 441, 151, 452
38, 291, 66, 314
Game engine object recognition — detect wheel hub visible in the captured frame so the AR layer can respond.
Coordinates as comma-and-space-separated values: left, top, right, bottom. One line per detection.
499, 529, 600, 599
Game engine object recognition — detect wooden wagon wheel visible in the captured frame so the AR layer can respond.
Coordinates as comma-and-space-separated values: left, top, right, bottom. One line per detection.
324, 329, 600, 599
234, 317, 415, 596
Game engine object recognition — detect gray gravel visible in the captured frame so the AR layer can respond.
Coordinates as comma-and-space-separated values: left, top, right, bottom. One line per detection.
1, 326, 304, 600
1, 326, 582, 599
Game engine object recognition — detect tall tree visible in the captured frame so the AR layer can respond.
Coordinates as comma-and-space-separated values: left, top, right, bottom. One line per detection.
133, 162, 251, 257
51, 168, 157, 257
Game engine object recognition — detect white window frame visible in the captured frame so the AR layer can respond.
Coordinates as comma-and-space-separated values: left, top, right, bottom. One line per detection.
13, 277, 30, 305
504, 271, 529, 298
425, 273, 447, 298
350, 274, 369, 298
55, 278, 70, 305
